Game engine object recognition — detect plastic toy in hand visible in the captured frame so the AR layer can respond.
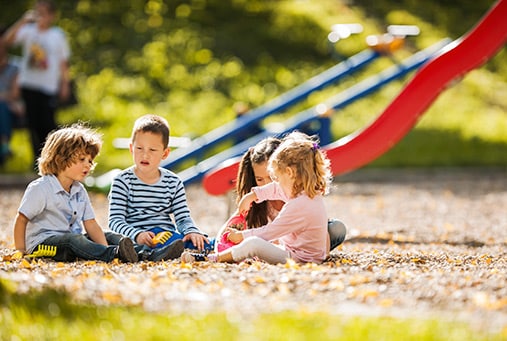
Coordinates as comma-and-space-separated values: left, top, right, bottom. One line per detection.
217, 214, 247, 252
152, 231, 172, 245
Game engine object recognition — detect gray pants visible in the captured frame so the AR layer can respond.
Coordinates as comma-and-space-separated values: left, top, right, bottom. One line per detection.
328, 219, 347, 250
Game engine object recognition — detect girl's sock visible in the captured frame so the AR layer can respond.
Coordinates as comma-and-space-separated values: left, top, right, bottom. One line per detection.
207, 253, 218, 262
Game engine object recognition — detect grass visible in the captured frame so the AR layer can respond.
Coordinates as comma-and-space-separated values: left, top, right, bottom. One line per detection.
0, 279, 503, 341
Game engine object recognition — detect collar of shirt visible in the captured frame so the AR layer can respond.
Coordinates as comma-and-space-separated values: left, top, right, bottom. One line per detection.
46, 174, 81, 197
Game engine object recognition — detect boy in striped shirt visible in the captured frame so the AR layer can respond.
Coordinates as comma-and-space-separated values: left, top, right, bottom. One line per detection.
108, 114, 210, 260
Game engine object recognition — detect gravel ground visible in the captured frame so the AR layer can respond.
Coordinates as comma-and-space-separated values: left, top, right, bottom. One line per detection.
1, 168, 506, 334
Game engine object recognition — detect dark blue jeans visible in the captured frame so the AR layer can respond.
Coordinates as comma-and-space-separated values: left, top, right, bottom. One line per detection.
104, 231, 151, 255
149, 227, 215, 252
0, 102, 13, 163
0, 102, 13, 139
104, 229, 215, 255
41, 233, 119, 262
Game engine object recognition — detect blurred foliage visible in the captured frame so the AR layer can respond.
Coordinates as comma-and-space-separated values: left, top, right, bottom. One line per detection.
1, 279, 503, 340
0, 0, 505, 174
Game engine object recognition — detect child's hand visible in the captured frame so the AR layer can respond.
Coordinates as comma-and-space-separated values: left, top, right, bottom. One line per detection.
238, 191, 257, 216
226, 229, 244, 244
136, 231, 156, 247
183, 233, 209, 252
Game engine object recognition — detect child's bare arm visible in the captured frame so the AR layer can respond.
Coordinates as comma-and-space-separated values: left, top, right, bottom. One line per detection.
13, 212, 28, 253
83, 219, 108, 246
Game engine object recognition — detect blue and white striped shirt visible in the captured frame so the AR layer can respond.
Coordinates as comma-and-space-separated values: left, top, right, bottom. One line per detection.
108, 167, 201, 240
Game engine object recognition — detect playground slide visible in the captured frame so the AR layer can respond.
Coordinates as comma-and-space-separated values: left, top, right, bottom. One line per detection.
195, 39, 450, 193
161, 49, 381, 170
325, 0, 507, 176
203, 0, 506, 195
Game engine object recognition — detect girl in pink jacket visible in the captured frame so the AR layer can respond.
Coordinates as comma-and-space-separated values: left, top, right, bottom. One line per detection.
183, 131, 332, 264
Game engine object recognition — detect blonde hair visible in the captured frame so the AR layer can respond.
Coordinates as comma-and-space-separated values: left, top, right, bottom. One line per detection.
131, 114, 170, 148
269, 131, 332, 198
37, 123, 102, 176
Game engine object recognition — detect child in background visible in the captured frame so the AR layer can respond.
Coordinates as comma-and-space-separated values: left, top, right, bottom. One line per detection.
2, 0, 71, 166
214, 136, 346, 253
183, 131, 332, 264
108, 114, 210, 260
0, 42, 21, 165
214, 137, 284, 252
13, 124, 138, 263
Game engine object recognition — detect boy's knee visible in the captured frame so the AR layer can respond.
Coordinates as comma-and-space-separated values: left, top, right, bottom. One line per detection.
103, 231, 123, 245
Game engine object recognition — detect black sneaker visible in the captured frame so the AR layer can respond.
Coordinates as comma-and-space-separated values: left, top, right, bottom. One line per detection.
148, 239, 184, 261
181, 251, 208, 263
117, 237, 138, 263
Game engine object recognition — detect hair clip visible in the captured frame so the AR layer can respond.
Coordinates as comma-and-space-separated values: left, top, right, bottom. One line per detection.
311, 142, 320, 151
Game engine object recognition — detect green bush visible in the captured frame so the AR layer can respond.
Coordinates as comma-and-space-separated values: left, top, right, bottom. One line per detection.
1, 0, 505, 174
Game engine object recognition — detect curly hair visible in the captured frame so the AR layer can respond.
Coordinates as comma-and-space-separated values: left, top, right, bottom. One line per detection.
37, 123, 102, 176
236, 137, 281, 228
269, 131, 332, 198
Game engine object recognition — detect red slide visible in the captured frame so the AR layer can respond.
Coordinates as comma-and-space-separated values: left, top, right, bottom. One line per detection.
203, 0, 506, 195
325, 0, 507, 176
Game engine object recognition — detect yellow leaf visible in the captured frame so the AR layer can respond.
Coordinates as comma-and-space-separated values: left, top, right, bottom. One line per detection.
379, 299, 393, 307
3, 251, 24, 261
102, 291, 122, 303
284, 259, 300, 269
362, 289, 379, 298
180, 262, 193, 269
21, 259, 32, 269
254, 276, 266, 283
350, 275, 371, 286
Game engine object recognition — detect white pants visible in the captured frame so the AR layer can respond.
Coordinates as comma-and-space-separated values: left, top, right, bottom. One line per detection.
231, 236, 290, 264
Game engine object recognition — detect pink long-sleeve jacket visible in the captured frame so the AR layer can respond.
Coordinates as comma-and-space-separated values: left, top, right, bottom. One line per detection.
242, 182, 329, 263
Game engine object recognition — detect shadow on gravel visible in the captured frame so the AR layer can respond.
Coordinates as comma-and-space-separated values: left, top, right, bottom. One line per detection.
345, 235, 489, 248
